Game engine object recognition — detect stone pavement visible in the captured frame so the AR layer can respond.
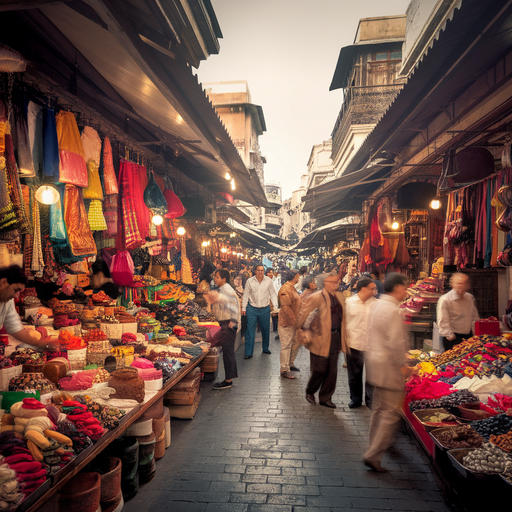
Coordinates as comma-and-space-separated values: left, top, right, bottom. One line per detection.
124, 334, 454, 512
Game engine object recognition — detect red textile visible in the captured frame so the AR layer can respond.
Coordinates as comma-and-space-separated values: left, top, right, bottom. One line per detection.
405, 375, 455, 404
370, 212, 383, 248
22, 398, 45, 409
64, 185, 96, 256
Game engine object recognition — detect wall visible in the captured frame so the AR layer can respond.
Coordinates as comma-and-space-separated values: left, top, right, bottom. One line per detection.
355, 15, 406, 43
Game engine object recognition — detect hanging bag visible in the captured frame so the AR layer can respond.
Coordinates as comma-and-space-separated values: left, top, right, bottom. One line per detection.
110, 251, 135, 287
143, 172, 167, 212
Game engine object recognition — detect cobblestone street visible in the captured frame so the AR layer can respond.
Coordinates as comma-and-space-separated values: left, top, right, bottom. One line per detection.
124, 337, 453, 512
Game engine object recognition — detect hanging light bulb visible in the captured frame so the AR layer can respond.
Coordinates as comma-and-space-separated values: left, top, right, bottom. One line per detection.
230, 232, 236, 238
152, 214, 164, 226
221, 247, 227, 253
177, 226, 186, 236
225, 172, 231, 180
430, 198, 441, 210
392, 221, 399, 230
35, 185, 59, 205
230, 179, 236, 191
201, 241, 208, 247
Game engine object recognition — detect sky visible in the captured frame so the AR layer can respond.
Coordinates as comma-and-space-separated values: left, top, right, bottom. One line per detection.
195, 0, 412, 200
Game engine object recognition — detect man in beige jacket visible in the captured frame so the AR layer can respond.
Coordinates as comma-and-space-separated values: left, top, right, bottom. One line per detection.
296, 272, 348, 408
364, 273, 409, 472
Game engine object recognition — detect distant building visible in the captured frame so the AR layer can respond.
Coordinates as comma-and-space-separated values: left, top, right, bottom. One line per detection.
281, 174, 309, 242
329, 15, 406, 177
264, 182, 283, 235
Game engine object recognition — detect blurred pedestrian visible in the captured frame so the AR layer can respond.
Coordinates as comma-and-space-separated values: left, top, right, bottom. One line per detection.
278, 270, 301, 379
295, 266, 308, 292
266, 268, 279, 337
301, 275, 317, 300
233, 275, 246, 339
363, 273, 409, 472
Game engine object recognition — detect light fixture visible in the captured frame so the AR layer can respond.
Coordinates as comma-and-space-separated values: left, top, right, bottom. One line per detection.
35, 185, 59, 205
430, 198, 441, 210
201, 241, 208, 247
230, 179, 236, 191
152, 214, 164, 226
177, 226, 186, 236
230, 232, 236, 238
392, 221, 400, 230
221, 247, 227, 253
225, 172, 231, 180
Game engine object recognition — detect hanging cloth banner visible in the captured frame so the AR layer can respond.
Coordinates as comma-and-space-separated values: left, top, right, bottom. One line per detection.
12, 103, 35, 177
56, 111, 88, 187
64, 184, 96, 256
27, 101, 43, 176
43, 107, 59, 180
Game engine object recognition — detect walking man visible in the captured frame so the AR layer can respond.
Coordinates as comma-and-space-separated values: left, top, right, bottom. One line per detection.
345, 277, 377, 409
364, 273, 409, 472
208, 269, 240, 390
242, 264, 278, 359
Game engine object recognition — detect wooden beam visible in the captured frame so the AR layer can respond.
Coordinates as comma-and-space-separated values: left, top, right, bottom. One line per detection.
0, 0, 71, 12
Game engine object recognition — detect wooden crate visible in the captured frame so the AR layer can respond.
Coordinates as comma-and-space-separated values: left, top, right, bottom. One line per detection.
201, 353, 219, 372
164, 387, 198, 405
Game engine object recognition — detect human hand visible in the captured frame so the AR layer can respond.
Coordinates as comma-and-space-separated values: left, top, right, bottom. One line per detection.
242, 311, 246, 316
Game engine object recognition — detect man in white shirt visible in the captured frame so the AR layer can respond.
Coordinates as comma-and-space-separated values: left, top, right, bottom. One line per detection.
345, 277, 377, 409
437, 273, 479, 351
364, 273, 409, 473
0, 265, 58, 349
242, 264, 279, 359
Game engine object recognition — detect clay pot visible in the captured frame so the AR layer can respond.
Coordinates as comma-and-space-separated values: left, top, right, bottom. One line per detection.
58, 472, 101, 512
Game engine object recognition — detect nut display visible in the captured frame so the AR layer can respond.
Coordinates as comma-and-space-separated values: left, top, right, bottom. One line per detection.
409, 390, 480, 412
462, 442, 512, 473
489, 431, 512, 453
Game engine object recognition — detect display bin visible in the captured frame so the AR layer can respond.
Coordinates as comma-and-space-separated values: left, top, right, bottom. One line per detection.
446, 448, 499, 481
164, 388, 198, 405
0, 365, 22, 391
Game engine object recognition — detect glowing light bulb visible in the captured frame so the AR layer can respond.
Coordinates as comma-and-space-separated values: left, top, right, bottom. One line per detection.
225, 172, 231, 180
392, 221, 399, 230
221, 247, 227, 253
177, 226, 186, 236
230, 179, 235, 191
35, 185, 59, 205
201, 241, 208, 247
152, 214, 164, 225
430, 199, 441, 210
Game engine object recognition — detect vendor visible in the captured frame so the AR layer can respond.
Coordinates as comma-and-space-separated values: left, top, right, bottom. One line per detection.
0, 265, 58, 349
437, 272, 480, 351
89, 259, 121, 300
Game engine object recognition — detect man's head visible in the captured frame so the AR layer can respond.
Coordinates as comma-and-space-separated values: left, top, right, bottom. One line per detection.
0, 265, 27, 303
317, 272, 339, 296
255, 265, 265, 281
299, 266, 308, 276
450, 272, 470, 297
356, 277, 377, 302
90, 258, 111, 289
214, 269, 230, 287
266, 268, 274, 279
384, 273, 408, 301
285, 270, 299, 285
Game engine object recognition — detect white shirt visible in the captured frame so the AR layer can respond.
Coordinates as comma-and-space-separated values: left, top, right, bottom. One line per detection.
437, 289, 480, 338
345, 294, 376, 351
211, 283, 240, 324
294, 275, 304, 292
242, 276, 279, 312
273, 276, 281, 295
0, 299, 23, 334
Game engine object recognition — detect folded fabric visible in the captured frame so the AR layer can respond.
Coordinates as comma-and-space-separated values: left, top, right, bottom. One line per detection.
7, 461, 42, 473
10, 401, 48, 419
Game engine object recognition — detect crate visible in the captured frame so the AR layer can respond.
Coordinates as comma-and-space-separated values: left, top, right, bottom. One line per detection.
164, 388, 198, 405
0, 365, 22, 391
201, 353, 219, 373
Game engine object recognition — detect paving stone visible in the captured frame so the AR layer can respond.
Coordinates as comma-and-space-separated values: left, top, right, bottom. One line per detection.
351, 497, 393, 509
241, 474, 268, 484
229, 493, 267, 504
224, 464, 247, 474
246, 466, 282, 475
246, 483, 282, 494
267, 475, 306, 485
205, 505, 248, 512
267, 494, 307, 506
247, 505, 292, 512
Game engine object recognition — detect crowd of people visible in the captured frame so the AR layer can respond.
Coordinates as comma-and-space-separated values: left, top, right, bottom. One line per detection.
200, 258, 480, 473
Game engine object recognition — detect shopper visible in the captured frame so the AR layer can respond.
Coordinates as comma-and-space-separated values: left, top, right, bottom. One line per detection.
208, 269, 240, 390
296, 272, 348, 408
437, 272, 480, 351
233, 275, 246, 339
278, 270, 301, 379
266, 268, 279, 338
301, 275, 316, 300
242, 264, 278, 359
0, 265, 58, 349
273, 269, 282, 340
363, 273, 409, 472
294, 266, 308, 292
345, 277, 377, 409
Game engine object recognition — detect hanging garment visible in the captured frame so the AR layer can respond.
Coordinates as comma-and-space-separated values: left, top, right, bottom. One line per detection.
0, 154, 16, 233
31, 199, 44, 273
56, 111, 88, 187
64, 184, 96, 256
83, 160, 104, 200
393, 233, 410, 268
82, 127, 103, 200
370, 210, 384, 248
103, 194, 118, 237
136, 163, 150, 240
27, 101, 43, 176
101, 137, 118, 195
12, 103, 35, 177
43, 107, 59, 180
49, 187, 68, 241
87, 199, 107, 231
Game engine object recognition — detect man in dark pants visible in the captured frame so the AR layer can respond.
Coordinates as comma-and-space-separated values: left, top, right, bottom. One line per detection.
208, 269, 240, 390
296, 272, 348, 408
345, 277, 376, 409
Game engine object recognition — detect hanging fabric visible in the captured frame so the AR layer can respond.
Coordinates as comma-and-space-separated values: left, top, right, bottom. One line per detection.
31, 199, 44, 273
27, 101, 43, 176
56, 111, 88, 187
103, 194, 118, 237
136, 162, 151, 240
81, 126, 103, 200
87, 199, 107, 231
102, 137, 118, 195
64, 184, 96, 256
49, 187, 68, 241
43, 107, 59, 180
12, 103, 35, 177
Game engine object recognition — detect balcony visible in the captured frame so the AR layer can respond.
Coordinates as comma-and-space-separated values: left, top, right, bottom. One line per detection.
265, 213, 282, 228
266, 191, 282, 207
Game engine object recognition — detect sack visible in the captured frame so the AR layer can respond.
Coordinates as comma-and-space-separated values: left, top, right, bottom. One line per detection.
143, 172, 167, 212
496, 205, 512, 232
110, 250, 135, 287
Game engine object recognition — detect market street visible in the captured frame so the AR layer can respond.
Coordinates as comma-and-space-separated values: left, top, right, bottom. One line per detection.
124, 337, 453, 512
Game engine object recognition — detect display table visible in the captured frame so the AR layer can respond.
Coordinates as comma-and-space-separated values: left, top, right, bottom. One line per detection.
20, 350, 210, 512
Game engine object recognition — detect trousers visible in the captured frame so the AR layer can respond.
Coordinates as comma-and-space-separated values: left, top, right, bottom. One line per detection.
306, 332, 339, 402
364, 387, 404, 465
278, 325, 300, 373
441, 332, 471, 352
212, 320, 238, 380
245, 304, 270, 356
346, 348, 374, 408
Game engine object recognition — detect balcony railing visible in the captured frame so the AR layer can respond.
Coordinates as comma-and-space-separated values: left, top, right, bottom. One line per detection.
265, 213, 283, 227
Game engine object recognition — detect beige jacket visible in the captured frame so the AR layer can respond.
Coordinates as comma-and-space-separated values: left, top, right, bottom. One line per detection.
278, 281, 301, 328
295, 289, 348, 358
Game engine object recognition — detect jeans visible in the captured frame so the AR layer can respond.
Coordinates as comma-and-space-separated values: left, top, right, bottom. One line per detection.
245, 304, 270, 356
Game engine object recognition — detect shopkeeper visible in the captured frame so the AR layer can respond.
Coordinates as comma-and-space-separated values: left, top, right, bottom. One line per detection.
0, 265, 58, 349
88, 259, 121, 300
437, 272, 480, 351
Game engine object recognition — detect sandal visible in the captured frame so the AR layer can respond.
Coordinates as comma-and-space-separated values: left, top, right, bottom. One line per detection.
280, 371, 296, 379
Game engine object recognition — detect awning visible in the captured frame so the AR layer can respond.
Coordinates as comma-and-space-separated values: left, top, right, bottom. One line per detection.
226, 219, 289, 252
292, 216, 361, 250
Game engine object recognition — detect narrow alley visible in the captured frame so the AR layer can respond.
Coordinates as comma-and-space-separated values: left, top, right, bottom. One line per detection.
124, 338, 452, 512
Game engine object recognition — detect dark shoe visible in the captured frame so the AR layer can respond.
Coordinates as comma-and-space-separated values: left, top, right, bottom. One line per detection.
212, 380, 233, 390
319, 400, 336, 408
306, 394, 316, 404
262, 350, 271, 354
280, 371, 296, 379
275, 335, 280, 340
290, 366, 300, 372
244, 355, 253, 359
363, 459, 388, 473
348, 400, 362, 409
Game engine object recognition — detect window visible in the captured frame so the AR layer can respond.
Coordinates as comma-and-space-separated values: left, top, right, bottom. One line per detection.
375, 52, 388, 61
391, 50, 402, 60
372, 50, 402, 61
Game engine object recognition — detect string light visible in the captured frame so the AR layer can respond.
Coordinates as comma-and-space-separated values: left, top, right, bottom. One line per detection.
177, 226, 186, 236
152, 214, 163, 226
430, 199, 441, 210
230, 179, 236, 191
221, 247, 227, 253
225, 172, 231, 180
35, 185, 59, 205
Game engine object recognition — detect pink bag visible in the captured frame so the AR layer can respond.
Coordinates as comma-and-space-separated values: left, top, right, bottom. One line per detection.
110, 251, 135, 287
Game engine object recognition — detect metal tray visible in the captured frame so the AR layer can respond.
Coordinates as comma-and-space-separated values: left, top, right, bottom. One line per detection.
447, 448, 499, 481
429, 425, 483, 452
412, 408, 459, 432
